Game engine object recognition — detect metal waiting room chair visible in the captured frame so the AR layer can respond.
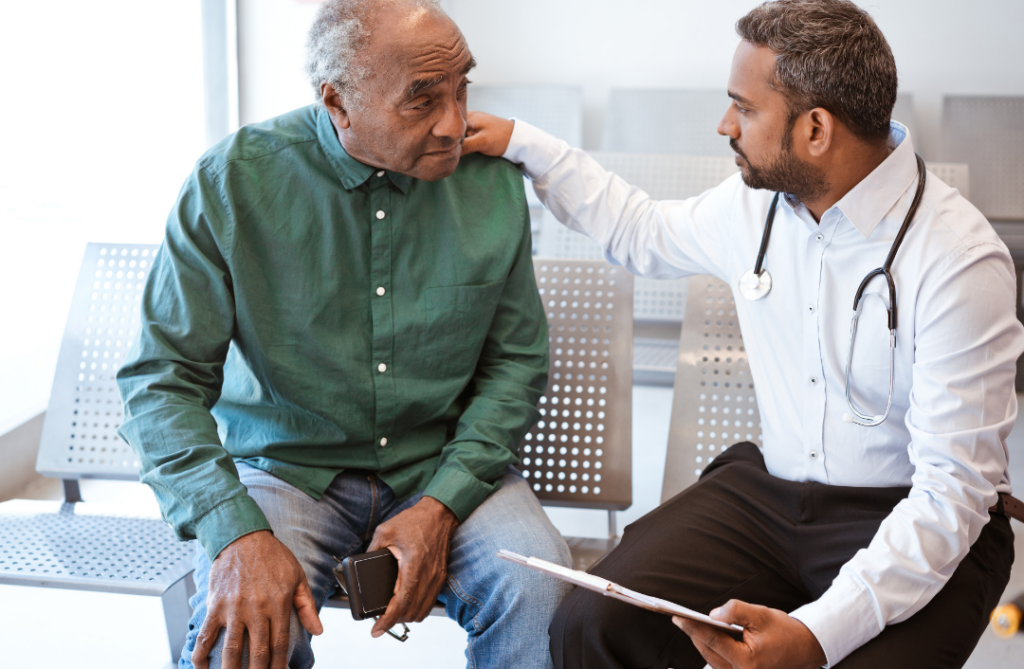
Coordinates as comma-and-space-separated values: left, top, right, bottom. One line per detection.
939, 95, 1024, 222
0, 242, 195, 661
660, 276, 764, 501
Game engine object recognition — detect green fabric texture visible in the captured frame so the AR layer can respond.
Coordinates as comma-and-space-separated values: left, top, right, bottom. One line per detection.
117, 105, 547, 561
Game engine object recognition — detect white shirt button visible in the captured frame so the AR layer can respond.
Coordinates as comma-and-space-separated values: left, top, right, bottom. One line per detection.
810, 451, 818, 459
816, 234, 824, 242
809, 376, 818, 385
377, 170, 385, 177
378, 363, 387, 373
376, 286, 386, 296
380, 437, 388, 447
807, 305, 816, 314
376, 210, 386, 220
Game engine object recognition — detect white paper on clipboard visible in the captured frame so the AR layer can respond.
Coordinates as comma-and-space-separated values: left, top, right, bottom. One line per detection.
497, 550, 744, 639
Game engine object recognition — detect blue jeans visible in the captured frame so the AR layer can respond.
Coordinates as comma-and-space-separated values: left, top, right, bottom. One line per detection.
179, 464, 573, 669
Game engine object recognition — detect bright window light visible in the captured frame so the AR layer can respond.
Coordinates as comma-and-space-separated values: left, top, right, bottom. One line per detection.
0, 1, 205, 434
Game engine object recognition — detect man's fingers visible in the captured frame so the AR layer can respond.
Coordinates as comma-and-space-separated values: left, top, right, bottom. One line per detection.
294, 578, 323, 636
713, 599, 761, 628
268, 612, 292, 669
191, 613, 224, 669
691, 636, 733, 669
462, 133, 485, 155
678, 618, 744, 664
219, 623, 247, 669
246, 619, 272, 669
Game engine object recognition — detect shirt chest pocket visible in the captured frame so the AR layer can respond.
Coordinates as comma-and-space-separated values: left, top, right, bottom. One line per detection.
415, 281, 506, 372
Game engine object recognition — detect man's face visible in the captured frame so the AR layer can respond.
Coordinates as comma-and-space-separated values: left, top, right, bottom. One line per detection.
325, 6, 474, 182
718, 40, 827, 202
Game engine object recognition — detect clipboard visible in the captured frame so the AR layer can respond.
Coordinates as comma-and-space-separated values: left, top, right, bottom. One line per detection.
497, 550, 744, 639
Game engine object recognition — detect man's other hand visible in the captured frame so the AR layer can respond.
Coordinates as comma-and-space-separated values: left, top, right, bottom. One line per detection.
673, 600, 827, 669
367, 496, 460, 638
464, 111, 515, 157
192, 530, 323, 669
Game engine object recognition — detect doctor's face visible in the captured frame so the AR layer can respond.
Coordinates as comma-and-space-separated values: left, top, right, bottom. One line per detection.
717, 41, 827, 201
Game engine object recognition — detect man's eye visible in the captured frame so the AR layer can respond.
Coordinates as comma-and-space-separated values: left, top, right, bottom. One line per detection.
413, 99, 432, 110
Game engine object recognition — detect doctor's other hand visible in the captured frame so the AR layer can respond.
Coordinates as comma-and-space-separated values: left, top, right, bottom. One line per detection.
192, 530, 323, 669
464, 111, 514, 157
673, 599, 827, 669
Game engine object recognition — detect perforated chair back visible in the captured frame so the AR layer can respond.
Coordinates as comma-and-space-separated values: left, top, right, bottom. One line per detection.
603, 89, 732, 156
469, 84, 583, 148
927, 162, 970, 201
522, 259, 633, 511
36, 243, 160, 480
661, 276, 763, 502
939, 95, 1024, 220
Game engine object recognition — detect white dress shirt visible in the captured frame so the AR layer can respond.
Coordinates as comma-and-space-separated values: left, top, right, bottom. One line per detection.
504, 120, 1023, 665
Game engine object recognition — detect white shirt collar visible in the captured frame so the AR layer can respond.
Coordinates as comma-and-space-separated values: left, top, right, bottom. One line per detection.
781, 121, 920, 239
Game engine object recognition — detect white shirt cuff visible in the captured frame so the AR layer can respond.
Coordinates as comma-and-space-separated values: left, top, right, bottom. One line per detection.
501, 118, 568, 182
789, 575, 884, 667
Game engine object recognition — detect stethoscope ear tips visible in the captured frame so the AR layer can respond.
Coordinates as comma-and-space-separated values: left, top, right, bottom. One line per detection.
842, 413, 855, 424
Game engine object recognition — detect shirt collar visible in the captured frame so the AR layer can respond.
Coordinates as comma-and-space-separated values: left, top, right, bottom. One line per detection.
830, 121, 919, 239
315, 105, 413, 194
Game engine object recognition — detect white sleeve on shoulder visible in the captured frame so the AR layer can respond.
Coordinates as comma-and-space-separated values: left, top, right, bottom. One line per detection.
503, 119, 737, 281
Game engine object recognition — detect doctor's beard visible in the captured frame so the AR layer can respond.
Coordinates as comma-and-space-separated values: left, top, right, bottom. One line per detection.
731, 132, 829, 203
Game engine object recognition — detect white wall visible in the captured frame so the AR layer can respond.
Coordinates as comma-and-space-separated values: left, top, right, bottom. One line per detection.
237, 0, 1024, 158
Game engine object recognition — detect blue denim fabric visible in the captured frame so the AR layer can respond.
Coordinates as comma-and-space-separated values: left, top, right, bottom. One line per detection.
179, 463, 572, 669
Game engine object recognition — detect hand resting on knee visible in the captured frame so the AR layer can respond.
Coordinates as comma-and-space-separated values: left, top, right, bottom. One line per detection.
191, 530, 323, 669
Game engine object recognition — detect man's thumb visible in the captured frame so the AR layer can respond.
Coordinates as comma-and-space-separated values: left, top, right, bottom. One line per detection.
295, 578, 323, 635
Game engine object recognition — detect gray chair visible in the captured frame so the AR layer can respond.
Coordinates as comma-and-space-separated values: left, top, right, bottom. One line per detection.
892, 92, 920, 149
0, 242, 195, 661
939, 95, 1024, 221
661, 275, 764, 502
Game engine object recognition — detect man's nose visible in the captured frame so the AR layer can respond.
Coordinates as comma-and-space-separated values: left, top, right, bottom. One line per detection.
718, 106, 739, 139
434, 96, 467, 142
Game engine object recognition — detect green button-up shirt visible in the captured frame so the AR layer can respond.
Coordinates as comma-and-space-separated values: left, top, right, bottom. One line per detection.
117, 105, 547, 561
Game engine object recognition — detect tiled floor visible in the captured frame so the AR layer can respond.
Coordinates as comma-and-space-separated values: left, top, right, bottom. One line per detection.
1, 386, 1022, 668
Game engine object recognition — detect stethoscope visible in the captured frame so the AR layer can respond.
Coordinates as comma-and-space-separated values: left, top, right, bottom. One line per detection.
738, 154, 927, 427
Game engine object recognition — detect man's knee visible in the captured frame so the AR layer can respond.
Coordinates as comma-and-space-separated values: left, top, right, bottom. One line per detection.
180, 601, 312, 669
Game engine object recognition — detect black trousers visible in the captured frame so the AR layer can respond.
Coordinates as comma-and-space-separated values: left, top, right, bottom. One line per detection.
550, 443, 1015, 669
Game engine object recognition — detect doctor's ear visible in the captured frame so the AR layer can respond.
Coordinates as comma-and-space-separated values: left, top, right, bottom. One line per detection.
321, 83, 352, 130
800, 107, 835, 158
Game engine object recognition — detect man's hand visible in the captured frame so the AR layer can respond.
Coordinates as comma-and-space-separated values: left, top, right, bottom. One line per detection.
464, 111, 515, 157
192, 530, 322, 669
673, 600, 827, 669
367, 496, 460, 638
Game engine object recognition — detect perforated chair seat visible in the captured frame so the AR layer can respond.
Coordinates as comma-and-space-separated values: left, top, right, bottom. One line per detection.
0, 499, 194, 596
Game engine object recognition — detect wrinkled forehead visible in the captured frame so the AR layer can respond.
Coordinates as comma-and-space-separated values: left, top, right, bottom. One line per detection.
362, 5, 473, 90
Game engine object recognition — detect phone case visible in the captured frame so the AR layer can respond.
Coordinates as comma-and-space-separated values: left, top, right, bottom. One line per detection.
338, 549, 399, 620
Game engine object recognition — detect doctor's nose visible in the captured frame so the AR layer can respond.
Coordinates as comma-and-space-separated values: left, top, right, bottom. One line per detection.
718, 108, 739, 139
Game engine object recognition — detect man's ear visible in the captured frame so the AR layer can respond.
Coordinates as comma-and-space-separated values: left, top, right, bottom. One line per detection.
801, 108, 834, 158
321, 83, 351, 130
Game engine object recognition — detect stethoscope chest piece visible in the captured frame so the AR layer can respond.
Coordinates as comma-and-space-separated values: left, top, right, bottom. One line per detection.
739, 268, 772, 301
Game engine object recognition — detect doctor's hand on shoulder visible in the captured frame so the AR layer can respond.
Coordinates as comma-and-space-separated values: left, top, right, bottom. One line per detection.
674, 600, 826, 669
464, 111, 515, 157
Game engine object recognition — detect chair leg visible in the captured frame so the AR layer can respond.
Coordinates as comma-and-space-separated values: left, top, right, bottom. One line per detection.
161, 574, 194, 665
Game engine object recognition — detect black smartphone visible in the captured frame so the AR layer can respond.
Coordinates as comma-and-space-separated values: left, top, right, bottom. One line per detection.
336, 549, 399, 621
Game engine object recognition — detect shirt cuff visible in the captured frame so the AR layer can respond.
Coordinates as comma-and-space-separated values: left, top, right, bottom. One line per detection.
789, 575, 884, 667
423, 465, 497, 523
502, 118, 568, 182
194, 494, 273, 562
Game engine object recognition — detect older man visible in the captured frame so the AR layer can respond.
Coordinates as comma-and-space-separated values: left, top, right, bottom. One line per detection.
116, 1, 571, 668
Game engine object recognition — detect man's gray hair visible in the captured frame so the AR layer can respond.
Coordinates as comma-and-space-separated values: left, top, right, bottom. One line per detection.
305, 0, 445, 107
737, 0, 898, 142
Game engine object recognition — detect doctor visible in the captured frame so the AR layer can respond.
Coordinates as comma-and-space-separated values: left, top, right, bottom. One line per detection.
465, 0, 1021, 667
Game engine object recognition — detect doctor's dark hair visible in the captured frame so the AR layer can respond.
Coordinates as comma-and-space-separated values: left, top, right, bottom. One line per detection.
736, 0, 898, 143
